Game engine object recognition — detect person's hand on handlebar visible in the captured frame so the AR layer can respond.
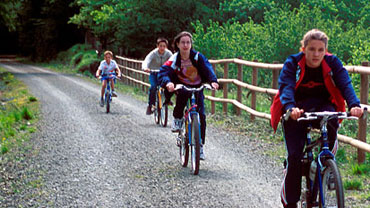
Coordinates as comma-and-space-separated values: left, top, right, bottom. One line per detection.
144, 68, 150, 73
211, 82, 219, 90
350, 106, 363, 118
166, 82, 175, 92
289, 107, 304, 120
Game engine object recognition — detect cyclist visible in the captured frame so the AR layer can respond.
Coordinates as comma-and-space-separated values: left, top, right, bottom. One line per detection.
158, 31, 219, 160
142, 37, 173, 115
95, 50, 121, 107
270, 29, 363, 208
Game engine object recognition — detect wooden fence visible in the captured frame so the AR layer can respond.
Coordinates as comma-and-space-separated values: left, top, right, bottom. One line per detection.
115, 55, 370, 163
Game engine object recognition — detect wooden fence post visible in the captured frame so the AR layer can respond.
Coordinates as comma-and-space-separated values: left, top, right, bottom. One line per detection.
358, 61, 369, 163
237, 58, 243, 116
272, 61, 280, 98
211, 63, 216, 114
251, 60, 258, 120
123, 59, 127, 85
223, 63, 228, 115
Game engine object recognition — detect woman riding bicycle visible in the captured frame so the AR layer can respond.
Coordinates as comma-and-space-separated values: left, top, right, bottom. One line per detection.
270, 29, 363, 208
158, 31, 219, 160
142, 37, 173, 115
96, 50, 121, 107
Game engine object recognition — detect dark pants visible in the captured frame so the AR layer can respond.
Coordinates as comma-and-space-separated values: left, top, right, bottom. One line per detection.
173, 89, 206, 145
148, 72, 158, 106
281, 99, 339, 206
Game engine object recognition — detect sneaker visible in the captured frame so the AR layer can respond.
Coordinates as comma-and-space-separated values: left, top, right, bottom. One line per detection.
146, 105, 153, 115
200, 145, 205, 160
100, 98, 104, 107
171, 118, 183, 132
112, 90, 118, 97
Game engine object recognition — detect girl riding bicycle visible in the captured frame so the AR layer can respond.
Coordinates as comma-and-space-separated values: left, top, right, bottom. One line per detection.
96, 51, 121, 107
270, 29, 363, 208
158, 31, 219, 160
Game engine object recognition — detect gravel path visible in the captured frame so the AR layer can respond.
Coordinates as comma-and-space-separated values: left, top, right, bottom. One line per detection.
1, 62, 283, 207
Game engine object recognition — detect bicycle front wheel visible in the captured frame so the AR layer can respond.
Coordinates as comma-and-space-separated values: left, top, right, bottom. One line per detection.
319, 159, 344, 208
160, 90, 168, 127
105, 92, 110, 113
190, 113, 200, 175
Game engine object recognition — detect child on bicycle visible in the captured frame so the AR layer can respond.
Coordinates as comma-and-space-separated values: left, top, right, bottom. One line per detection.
96, 50, 121, 107
158, 31, 219, 160
142, 37, 173, 115
270, 29, 363, 208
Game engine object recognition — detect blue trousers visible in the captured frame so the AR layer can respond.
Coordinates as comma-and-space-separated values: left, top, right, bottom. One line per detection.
281, 98, 339, 206
148, 72, 158, 106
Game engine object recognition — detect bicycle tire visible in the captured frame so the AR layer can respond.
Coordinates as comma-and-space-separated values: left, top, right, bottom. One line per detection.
154, 93, 160, 124
190, 113, 200, 175
105, 92, 110, 113
180, 127, 189, 167
160, 91, 168, 127
319, 159, 344, 208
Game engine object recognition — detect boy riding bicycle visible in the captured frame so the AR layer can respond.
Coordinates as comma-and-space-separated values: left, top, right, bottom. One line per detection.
270, 29, 363, 208
142, 37, 173, 115
96, 50, 121, 107
158, 31, 219, 160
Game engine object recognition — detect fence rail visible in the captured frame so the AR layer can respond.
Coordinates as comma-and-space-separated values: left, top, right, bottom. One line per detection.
115, 55, 370, 163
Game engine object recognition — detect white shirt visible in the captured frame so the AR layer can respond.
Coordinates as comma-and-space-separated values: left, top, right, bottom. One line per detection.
98, 60, 118, 75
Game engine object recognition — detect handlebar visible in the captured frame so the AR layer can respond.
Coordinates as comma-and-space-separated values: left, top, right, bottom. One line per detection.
174, 84, 213, 92
297, 111, 359, 122
98, 74, 121, 80
150, 69, 160, 73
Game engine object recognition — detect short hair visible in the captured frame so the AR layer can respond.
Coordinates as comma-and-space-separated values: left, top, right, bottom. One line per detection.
301, 29, 329, 49
157, 37, 168, 46
173, 31, 193, 52
104, 50, 113, 57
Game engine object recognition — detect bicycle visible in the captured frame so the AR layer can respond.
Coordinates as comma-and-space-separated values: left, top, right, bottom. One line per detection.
150, 69, 168, 127
99, 73, 117, 113
175, 83, 212, 175
283, 111, 359, 208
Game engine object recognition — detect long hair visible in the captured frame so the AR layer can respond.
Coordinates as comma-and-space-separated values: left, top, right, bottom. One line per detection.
173, 31, 193, 52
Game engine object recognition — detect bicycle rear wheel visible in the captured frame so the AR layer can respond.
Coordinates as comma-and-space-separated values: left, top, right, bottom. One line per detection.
160, 90, 168, 127
319, 159, 344, 208
190, 113, 200, 175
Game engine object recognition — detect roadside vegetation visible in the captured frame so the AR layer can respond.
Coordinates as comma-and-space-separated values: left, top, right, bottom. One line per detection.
0, 66, 40, 201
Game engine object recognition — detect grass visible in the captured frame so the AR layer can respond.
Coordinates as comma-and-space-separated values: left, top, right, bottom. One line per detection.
0, 68, 39, 155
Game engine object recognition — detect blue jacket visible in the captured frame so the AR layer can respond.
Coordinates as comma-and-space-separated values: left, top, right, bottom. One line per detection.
270, 52, 360, 131
158, 49, 218, 87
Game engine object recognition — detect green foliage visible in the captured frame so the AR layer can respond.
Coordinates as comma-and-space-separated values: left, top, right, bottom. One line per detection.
352, 164, 370, 175
21, 107, 33, 120
344, 179, 363, 190
335, 148, 347, 164
28, 96, 37, 102
0, 0, 22, 32
0, 68, 38, 155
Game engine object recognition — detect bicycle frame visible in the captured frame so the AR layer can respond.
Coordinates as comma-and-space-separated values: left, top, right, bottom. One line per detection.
184, 91, 201, 151
296, 111, 359, 207
100, 73, 116, 113
176, 84, 212, 175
